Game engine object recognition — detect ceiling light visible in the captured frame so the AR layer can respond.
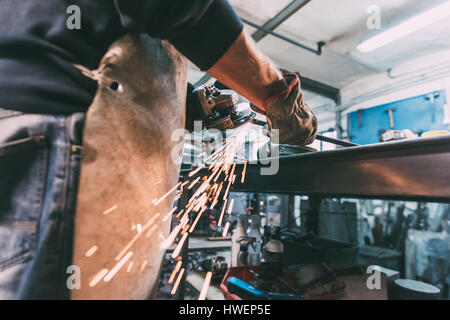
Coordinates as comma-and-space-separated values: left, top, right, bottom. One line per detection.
357, 1, 450, 53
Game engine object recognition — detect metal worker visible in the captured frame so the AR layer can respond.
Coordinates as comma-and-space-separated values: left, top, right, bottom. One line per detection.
0, 0, 317, 299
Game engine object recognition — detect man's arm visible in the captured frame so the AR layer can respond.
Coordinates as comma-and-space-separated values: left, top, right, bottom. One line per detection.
114, 0, 317, 144
207, 28, 318, 146
207, 30, 284, 111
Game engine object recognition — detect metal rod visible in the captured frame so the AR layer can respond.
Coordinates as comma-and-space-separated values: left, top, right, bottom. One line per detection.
251, 0, 311, 42
242, 18, 324, 55
315, 134, 358, 147
251, 118, 357, 147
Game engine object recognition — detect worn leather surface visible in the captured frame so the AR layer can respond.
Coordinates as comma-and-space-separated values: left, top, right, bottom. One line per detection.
71, 34, 187, 299
266, 74, 318, 146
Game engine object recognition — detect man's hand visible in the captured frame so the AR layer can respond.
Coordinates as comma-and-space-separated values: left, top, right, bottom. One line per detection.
262, 73, 317, 146
207, 30, 317, 146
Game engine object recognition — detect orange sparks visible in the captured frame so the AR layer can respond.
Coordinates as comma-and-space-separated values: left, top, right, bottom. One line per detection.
89, 268, 109, 287
171, 268, 185, 295
126, 261, 134, 273
222, 221, 231, 237
228, 162, 236, 181
171, 232, 188, 258
218, 198, 228, 227
188, 165, 204, 177
153, 182, 181, 206
115, 213, 160, 261
104, 251, 133, 282
163, 206, 178, 222
174, 193, 182, 201
227, 198, 235, 215
103, 204, 118, 215
85, 245, 98, 258
175, 209, 185, 219
181, 180, 189, 188
211, 182, 223, 203
181, 224, 190, 236
188, 177, 200, 189
161, 226, 182, 250
198, 271, 213, 300
168, 260, 182, 284
139, 260, 148, 272
241, 159, 248, 183
189, 206, 207, 233
223, 178, 232, 201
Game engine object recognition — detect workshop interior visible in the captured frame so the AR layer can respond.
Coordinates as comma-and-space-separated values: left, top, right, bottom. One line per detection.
161, 0, 450, 301
1, 0, 450, 302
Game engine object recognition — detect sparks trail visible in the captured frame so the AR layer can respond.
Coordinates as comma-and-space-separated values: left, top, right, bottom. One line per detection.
160, 126, 252, 287
88, 125, 251, 287
171, 268, 185, 295
198, 271, 213, 300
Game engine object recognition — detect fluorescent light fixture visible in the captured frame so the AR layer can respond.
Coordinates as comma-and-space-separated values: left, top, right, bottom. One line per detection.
357, 1, 450, 53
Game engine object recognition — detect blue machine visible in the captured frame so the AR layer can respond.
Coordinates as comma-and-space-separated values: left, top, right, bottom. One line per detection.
226, 277, 300, 300
347, 90, 448, 145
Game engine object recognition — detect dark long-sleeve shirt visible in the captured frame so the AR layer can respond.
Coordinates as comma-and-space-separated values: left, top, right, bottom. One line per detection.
0, 0, 243, 114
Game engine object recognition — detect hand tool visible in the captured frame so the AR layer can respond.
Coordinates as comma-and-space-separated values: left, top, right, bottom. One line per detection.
187, 82, 256, 130
188, 82, 358, 147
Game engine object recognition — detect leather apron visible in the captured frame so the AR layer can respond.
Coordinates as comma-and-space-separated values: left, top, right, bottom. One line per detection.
71, 34, 187, 299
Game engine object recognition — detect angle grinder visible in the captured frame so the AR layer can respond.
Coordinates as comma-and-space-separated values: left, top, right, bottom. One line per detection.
186, 82, 256, 131
186, 82, 357, 149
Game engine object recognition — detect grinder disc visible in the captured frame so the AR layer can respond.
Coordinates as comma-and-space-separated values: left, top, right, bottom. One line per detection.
206, 110, 256, 130
230, 110, 256, 129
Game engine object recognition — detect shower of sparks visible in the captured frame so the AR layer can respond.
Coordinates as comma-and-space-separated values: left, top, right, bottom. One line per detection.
222, 221, 231, 237
140, 260, 148, 272
126, 261, 134, 273
227, 199, 234, 215
85, 245, 98, 258
163, 206, 178, 222
103, 205, 118, 215
180, 224, 190, 236
241, 159, 248, 183
153, 182, 181, 206
171, 232, 188, 259
198, 271, 213, 300
168, 260, 183, 284
188, 164, 204, 177
89, 268, 109, 287
171, 268, 185, 295
88, 125, 252, 289
115, 213, 160, 261
188, 177, 200, 189
104, 251, 134, 282
217, 199, 228, 227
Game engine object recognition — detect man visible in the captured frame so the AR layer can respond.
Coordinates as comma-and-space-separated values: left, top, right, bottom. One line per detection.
0, 0, 317, 299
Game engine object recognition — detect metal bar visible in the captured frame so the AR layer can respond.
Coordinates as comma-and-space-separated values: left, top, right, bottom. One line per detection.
250, 118, 353, 147
232, 134, 450, 203
251, 0, 311, 42
242, 18, 324, 55
315, 134, 357, 147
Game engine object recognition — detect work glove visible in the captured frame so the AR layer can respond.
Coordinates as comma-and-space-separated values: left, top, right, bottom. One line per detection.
252, 73, 318, 146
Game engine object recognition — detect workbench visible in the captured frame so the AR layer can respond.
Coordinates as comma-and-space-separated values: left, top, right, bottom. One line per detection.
232, 134, 450, 202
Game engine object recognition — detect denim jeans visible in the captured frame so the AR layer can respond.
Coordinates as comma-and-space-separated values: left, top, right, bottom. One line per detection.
0, 107, 85, 299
